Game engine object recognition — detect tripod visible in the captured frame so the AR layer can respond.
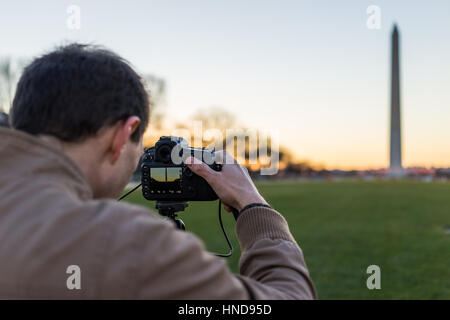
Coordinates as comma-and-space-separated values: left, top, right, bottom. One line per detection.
155, 201, 188, 231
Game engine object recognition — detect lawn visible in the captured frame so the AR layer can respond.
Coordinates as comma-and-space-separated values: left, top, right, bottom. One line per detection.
123, 180, 450, 299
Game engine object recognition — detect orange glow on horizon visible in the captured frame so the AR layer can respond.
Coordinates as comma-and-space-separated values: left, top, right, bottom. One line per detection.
143, 126, 449, 170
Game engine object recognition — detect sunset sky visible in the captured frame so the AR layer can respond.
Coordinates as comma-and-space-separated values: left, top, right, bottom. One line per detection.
1, 0, 449, 169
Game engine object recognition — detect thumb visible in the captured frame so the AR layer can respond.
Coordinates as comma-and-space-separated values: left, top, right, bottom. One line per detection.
186, 156, 217, 183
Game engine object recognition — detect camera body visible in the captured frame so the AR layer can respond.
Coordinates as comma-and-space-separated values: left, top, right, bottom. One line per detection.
141, 136, 221, 201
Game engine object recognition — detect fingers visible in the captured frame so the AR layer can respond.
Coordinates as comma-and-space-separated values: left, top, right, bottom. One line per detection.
214, 150, 238, 165
241, 164, 252, 180
186, 156, 218, 183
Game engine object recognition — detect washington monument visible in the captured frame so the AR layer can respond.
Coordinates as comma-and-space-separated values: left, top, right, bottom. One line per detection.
389, 24, 403, 175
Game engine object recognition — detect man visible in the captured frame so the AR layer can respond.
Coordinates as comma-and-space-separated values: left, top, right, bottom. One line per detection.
0, 44, 316, 299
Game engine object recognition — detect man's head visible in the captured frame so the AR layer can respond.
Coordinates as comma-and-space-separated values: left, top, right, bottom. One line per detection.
10, 43, 150, 198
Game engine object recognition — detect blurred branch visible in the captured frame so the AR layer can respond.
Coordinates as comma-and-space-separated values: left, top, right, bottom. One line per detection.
143, 73, 166, 130
0, 57, 26, 113
190, 107, 238, 132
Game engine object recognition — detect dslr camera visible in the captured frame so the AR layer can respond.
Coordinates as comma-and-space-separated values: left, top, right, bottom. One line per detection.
141, 136, 222, 201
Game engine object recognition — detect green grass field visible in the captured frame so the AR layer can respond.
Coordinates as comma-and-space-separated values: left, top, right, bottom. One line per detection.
123, 180, 450, 299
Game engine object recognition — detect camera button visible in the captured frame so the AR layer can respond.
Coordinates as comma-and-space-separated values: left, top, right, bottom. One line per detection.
184, 167, 193, 178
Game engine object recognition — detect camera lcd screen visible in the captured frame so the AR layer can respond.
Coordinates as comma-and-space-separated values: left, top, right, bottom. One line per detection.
150, 167, 182, 194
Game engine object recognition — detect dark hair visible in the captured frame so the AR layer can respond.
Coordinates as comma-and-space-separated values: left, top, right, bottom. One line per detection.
11, 43, 149, 142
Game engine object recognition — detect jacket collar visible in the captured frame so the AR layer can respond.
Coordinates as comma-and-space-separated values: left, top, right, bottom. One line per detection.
0, 128, 93, 200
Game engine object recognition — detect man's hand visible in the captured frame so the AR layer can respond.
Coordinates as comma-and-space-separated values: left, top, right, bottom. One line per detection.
186, 151, 268, 212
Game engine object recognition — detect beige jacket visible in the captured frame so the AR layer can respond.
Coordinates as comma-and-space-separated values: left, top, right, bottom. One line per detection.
0, 128, 316, 299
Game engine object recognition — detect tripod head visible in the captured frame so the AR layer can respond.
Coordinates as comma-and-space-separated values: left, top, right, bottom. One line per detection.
155, 201, 188, 231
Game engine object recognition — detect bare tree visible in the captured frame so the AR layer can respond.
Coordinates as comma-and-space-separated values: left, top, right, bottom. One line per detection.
0, 111, 9, 127
0, 57, 25, 113
143, 74, 166, 130
191, 107, 238, 132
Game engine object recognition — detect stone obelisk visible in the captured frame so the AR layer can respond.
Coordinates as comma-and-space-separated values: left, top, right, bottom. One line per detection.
389, 24, 403, 176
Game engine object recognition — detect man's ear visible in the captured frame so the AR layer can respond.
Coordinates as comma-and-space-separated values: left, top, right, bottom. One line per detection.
110, 116, 141, 164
